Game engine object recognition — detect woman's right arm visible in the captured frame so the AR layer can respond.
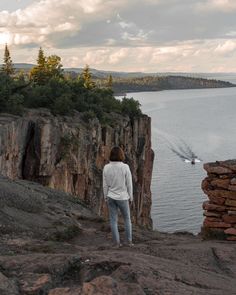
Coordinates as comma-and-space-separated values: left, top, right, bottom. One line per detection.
126, 165, 133, 202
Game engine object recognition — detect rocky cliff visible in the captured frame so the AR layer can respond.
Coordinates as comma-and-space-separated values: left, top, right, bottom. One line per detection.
0, 109, 154, 228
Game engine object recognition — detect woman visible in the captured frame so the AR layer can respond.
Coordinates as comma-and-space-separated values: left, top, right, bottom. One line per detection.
103, 146, 133, 248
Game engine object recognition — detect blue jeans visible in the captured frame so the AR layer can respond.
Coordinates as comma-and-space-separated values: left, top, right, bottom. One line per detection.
107, 198, 132, 244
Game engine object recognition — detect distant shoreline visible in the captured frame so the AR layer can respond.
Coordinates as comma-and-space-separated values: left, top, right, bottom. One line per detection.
113, 75, 236, 96
10, 63, 236, 94
114, 84, 236, 96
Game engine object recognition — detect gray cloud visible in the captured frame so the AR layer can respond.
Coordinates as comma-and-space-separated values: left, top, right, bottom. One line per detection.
2, 0, 236, 47
0, 0, 236, 72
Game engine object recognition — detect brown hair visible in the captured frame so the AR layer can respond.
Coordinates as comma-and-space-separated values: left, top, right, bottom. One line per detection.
109, 146, 125, 162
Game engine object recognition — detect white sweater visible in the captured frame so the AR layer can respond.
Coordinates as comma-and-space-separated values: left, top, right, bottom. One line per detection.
103, 161, 133, 201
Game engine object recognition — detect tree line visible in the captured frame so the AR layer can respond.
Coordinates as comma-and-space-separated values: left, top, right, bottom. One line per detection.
0, 45, 142, 122
97, 74, 235, 93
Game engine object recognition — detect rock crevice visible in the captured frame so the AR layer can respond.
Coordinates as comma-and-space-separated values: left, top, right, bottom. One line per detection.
0, 109, 154, 227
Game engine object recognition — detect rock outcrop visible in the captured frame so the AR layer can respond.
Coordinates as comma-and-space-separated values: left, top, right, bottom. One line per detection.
1, 176, 236, 295
0, 109, 154, 228
201, 160, 236, 240
0, 175, 96, 240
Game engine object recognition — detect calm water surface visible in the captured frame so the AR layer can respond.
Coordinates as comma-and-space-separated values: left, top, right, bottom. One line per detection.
128, 86, 236, 234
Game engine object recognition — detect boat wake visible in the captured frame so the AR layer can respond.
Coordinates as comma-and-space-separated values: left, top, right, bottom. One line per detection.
155, 129, 202, 164
168, 139, 201, 164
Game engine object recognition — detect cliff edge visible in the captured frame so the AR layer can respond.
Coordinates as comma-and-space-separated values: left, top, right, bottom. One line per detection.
0, 176, 236, 295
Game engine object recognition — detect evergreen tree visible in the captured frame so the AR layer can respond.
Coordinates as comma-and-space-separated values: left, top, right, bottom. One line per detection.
107, 74, 113, 88
37, 47, 46, 68
82, 64, 95, 89
2, 44, 14, 76
30, 47, 47, 85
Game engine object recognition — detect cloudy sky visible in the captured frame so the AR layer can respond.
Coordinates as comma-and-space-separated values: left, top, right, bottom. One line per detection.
0, 0, 236, 72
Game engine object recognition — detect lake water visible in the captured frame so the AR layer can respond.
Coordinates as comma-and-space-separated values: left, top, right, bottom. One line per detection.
128, 84, 236, 234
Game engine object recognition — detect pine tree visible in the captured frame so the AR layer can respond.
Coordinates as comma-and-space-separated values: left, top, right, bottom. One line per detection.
30, 47, 47, 85
2, 44, 14, 76
82, 64, 95, 89
107, 74, 113, 88
37, 47, 46, 69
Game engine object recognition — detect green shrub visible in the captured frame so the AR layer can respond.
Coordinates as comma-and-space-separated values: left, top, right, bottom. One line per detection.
82, 110, 97, 122
121, 97, 142, 118
5, 93, 24, 115
52, 94, 74, 115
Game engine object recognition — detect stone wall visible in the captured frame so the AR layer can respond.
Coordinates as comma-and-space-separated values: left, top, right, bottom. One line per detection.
0, 109, 154, 228
201, 160, 236, 240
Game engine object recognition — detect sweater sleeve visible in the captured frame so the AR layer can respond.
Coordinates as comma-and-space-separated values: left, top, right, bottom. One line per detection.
126, 165, 133, 201
102, 167, 108, 200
